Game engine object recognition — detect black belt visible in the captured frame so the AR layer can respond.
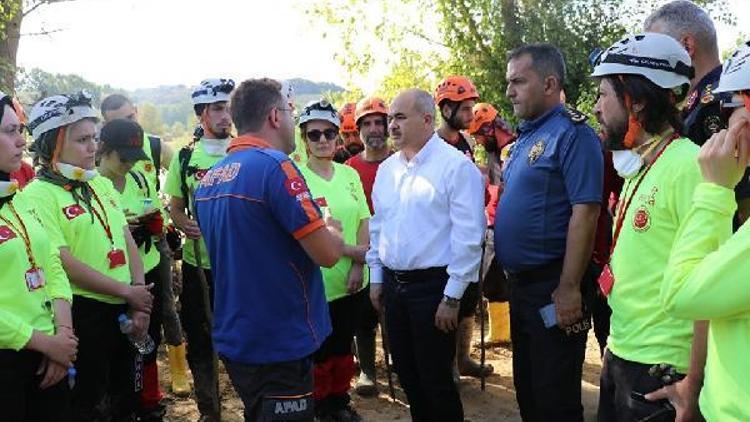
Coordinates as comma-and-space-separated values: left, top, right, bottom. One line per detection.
384, 266, 448, 284
505, 260, 564, 284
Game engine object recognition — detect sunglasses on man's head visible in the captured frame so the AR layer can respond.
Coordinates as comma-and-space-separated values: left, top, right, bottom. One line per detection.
306, 129, 338, 142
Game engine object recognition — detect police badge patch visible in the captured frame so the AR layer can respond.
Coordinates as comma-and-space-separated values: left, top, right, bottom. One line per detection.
686, 90, 699, 111
528, 140, 545, 164
701, 84, 715, 104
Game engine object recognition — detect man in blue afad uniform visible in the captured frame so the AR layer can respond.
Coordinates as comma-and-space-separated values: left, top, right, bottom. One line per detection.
195, 78, 344, 422
494, 43, 603, 422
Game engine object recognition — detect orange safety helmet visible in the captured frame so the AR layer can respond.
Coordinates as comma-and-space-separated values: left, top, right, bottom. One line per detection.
355, 96, 389, 124
434, 76, 479, 106
339, 102, 358, 134
468, 102, 498, 135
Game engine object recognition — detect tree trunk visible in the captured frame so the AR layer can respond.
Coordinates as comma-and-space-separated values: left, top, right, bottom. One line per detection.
0, 0, 23, 93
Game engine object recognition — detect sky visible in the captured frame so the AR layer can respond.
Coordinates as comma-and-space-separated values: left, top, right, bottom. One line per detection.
16, 0, 749, 92
17, 0, 345, 89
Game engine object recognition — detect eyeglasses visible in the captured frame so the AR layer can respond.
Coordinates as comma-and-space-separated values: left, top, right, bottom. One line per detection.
0, 123, 26, 137
306, 129, 338, 142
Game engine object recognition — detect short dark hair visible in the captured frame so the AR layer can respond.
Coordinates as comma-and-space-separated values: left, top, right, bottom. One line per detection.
98, 118, 144, 156
100, 93, 132, 117
508, 43, 566, 89
230, 78, 284, 134
606, 74, 683, 135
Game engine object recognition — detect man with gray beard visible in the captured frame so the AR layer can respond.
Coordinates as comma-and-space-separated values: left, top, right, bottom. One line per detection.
345, 96, 391, 396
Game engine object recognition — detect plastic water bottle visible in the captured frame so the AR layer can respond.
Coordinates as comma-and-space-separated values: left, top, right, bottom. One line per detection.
142, 198, 154, 214
118, 314, 155, 355
68, 367, 76, 389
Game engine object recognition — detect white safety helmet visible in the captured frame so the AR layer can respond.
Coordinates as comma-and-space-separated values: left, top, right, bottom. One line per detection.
28, 91, 99, 140
591, 33, 694, 92
298, 99, 340, 128
191, 78, 235, 105
714, 41, 750, 94
280, 80, 295, 107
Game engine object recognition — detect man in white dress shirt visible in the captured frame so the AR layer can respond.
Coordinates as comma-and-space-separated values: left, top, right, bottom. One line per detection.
367, 89, 486, 422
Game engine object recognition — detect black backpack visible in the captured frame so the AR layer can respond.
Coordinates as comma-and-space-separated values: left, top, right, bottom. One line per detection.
147, 135, 162, 191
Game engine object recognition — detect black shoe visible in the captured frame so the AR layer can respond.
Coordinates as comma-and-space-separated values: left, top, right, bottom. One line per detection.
136, 403, 166, 422
331, 405, 363, 422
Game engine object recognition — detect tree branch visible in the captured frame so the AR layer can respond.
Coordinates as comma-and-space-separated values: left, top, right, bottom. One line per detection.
23, 0, 76, 17
13, 27, 64, 37
403, 27, 449, 49
454, 0, 493, 59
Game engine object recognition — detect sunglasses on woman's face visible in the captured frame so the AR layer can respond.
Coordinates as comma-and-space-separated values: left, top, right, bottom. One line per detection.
306, 129, 338, 142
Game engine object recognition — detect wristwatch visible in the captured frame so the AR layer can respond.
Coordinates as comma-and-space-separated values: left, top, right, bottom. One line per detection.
442, 295, 460, 308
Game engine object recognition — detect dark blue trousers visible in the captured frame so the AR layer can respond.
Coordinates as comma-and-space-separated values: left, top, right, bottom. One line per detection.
383, 270, 463, 422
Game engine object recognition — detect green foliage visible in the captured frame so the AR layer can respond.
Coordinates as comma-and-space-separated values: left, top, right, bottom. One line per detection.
15, 67, 114, 105
307, 0, 733, 123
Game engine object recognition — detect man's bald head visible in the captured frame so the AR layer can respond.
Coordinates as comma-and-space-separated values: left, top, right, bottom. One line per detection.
389, 89, 435, 151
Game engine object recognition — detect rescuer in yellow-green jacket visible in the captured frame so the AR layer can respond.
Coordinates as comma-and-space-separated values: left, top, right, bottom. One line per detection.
659, 41, 750, 422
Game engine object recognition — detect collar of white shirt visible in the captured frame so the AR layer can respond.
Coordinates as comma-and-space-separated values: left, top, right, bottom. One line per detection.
396, 132, 442, 166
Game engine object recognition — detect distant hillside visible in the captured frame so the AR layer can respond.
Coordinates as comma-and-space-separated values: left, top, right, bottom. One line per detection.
15, 69, 345, 140
285, 78, 344, 95
131, 79, 343, 108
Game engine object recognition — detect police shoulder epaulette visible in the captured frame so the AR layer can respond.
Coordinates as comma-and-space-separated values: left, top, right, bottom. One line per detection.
563, 106, 588, 124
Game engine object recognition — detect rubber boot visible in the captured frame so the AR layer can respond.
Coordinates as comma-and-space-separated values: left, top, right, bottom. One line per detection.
167, 343, 192, 397
139, 361, 166, 421
488, 301, 511, 344
354, 330, 378, 397
456, 317, 494, 378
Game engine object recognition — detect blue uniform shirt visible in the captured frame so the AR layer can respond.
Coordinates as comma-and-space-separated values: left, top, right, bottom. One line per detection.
195, 135, 332, 365
494, 104, 603, 273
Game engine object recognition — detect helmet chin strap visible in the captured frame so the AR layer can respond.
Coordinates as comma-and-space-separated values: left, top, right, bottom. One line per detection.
440, 102, 465, 132
622, 92, 644, 150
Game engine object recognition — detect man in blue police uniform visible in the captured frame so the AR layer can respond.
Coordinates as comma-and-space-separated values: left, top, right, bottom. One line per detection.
645, 0, 750, 225
495, 44, 603, 422
195, 78, 344, 422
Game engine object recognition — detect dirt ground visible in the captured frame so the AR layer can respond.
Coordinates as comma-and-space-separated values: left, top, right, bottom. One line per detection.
160, 327, 603, 421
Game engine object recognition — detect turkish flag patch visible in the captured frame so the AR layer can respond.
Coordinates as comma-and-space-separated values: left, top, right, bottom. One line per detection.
0, 225, 17, 245
315, 197, 328, 207
62, 204, 86, 220
285, 177, 308, 196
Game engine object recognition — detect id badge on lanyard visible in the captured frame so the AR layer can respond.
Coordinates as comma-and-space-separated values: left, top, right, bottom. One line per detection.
25, 267, 46, 291
108, 248, 127, 269
598, 264, 614, 296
